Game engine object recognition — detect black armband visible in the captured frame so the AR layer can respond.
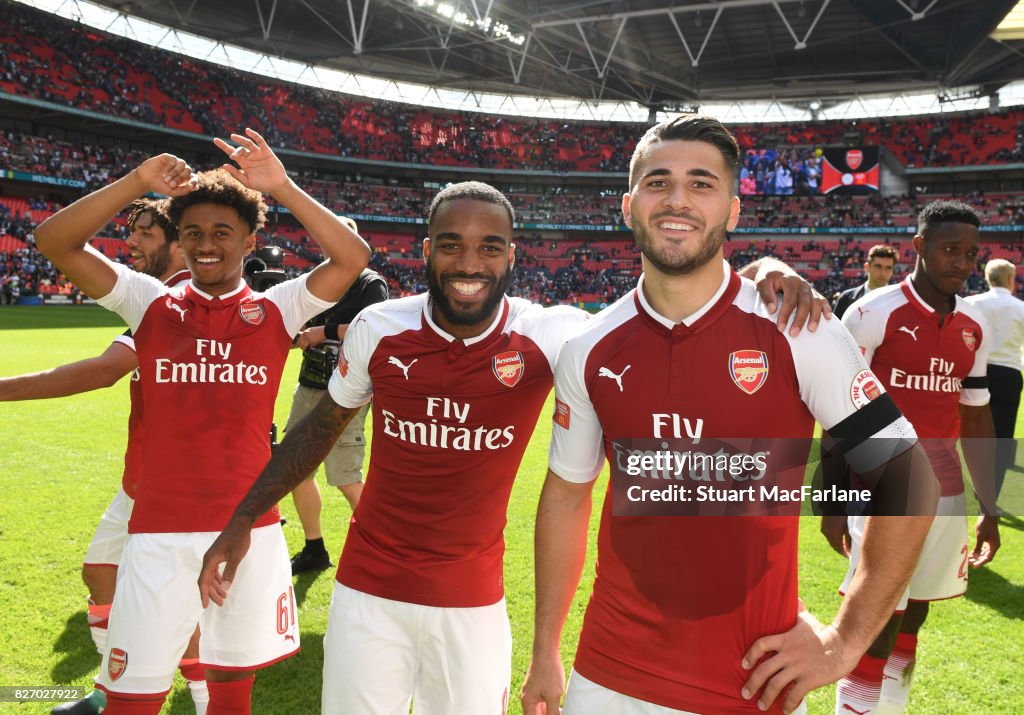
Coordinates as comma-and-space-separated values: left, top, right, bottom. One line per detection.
324, 323, 340, 341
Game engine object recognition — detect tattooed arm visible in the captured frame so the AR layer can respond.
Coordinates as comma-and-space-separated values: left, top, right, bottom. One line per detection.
198, 393, 362, 607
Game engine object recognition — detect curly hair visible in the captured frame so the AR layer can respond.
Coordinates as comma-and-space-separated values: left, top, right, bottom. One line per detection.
166, 169, 267, 233
124, 198, 177, 243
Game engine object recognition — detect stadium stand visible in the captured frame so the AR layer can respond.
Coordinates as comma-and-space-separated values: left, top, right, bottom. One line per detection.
2, 0, 1024, 174
2, 0, 1023, 307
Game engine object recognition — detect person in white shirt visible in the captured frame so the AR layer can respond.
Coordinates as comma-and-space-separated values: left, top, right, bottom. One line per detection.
966, 258, 1024, 502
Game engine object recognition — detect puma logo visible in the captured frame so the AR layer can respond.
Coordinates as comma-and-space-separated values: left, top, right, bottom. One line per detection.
284, 634, 296, 643
388, 356, 418, 380
598, 365, 631, 392
856, 306, 868, 319
841, 705, 870, 715
166, 298, 188, 322
898, 325, 920, 341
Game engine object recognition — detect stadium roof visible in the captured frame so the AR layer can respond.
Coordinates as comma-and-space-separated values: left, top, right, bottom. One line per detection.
82, 0, 1024, 110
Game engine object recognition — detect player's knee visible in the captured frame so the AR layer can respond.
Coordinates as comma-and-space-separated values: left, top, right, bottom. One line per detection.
900, 601, 929, 632
339, 481, 363, 508
82, 565, 116, 602
205, 669, 254, 683
866, 612, 903, 659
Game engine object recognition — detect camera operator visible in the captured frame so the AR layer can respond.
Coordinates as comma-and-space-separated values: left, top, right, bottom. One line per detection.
286, 221, 389, 574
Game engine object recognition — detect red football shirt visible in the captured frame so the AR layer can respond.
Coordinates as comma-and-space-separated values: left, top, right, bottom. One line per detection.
112, 269, 191, 498
842, 278, 990, 495
550, 263, 914, 713
98, 263, 334, 532
327, 293, 590, 607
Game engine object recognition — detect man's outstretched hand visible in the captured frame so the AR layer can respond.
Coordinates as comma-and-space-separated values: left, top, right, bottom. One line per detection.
213, 127, 289, 194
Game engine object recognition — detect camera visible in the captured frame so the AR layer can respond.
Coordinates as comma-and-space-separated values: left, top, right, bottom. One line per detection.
244, 246, 288, 292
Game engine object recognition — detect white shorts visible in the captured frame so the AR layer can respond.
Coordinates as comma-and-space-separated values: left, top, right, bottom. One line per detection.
321, 582, 512, 715
83, 487, 133, 567
286, 385, 368, 487
96, 524, 299, 696
563, 670, 807, 715
840, 494, 969, 610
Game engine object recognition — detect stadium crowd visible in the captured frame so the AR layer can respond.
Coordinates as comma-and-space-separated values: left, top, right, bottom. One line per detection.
4, 130, 1024, 229
2, 0, 1024, 305
3, 184, 1021, 307
2, 0, 1024, 174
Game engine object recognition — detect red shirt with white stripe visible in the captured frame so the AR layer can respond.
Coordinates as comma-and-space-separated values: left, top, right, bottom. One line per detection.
112, 269, 191, 498
842, 278, 990, 495
98, 262, 333, 532
549, 262, 915, 713
327, 294, 589, 607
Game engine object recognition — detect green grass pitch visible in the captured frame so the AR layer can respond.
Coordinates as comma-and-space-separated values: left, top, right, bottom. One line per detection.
0, 305, 1022, 713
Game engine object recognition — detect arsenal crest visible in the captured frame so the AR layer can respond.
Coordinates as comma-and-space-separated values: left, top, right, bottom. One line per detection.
962, 328, 977, 351
108, 648, 128, 681
338, 352, 349, 378
492, 351, 525, 388
850, 369, 883, 408
729, 350, 769, 395
239, 302, 265, 326
846, 149, 863, 170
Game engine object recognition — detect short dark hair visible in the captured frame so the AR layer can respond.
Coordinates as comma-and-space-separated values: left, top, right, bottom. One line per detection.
167, 168, 267, 233
866, 244, 897, 262
428, 181, 515, 227
125, 198, 177, 243
629, 114, 741, 188
917, 200, 980, 237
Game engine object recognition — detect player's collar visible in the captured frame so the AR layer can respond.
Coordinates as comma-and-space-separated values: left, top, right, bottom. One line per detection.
186, 279, 251, 305
633, 260, 735, 332
422, 294, 509, 346
901, 276, 945, 317
163, 270, 191, 287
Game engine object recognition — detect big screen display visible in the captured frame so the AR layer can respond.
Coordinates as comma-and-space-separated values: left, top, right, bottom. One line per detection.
739, 146, 879, 196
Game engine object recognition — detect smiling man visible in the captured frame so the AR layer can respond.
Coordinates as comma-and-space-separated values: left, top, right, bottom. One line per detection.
198, 178, 829, 714
520, 115, 940, 715
0, 199, 204, 715
200, 181, 590, 714
34, 129, 369, 715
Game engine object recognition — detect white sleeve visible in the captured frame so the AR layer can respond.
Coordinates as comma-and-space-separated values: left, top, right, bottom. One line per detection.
112, 331, 135, 352
960, 311, 991, 407
326, 311, 375, 409
841, 297, 886, 365
547, 339, 606, 483
263, 272, 336, 339
535, 306, 592, 371
95, 262, 168, 334
789, 315, 917, 473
